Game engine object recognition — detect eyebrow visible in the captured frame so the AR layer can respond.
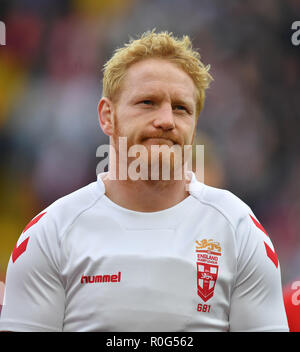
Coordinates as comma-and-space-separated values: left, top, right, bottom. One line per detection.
130, 91, 195, 108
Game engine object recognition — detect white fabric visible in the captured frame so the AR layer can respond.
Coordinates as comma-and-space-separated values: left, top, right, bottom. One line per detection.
0, 173, 289, 331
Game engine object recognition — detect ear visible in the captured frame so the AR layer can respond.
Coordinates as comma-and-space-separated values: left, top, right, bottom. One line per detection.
98, 97, 114, 136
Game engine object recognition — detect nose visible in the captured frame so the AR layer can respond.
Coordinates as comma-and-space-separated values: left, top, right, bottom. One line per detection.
152, 104, 175, 131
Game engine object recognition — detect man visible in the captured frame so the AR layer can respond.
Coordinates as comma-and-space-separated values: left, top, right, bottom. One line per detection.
0, 31, 288, 331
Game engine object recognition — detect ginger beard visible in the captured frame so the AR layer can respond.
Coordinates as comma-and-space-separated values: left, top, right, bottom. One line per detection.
111, 110, 192, 181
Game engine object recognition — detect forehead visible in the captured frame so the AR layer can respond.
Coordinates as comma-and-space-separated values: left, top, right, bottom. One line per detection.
119, 58, 197, 102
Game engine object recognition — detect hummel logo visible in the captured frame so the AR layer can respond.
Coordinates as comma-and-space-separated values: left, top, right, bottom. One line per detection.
81, 272, 121, 284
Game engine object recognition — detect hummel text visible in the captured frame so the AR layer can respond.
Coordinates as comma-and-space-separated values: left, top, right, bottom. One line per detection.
81, 272, 121, 284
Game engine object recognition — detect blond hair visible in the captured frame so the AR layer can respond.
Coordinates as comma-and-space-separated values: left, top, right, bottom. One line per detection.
102, 30, 213, 116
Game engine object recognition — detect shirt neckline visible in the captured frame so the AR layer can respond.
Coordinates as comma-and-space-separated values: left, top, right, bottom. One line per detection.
96, 171, 203, 217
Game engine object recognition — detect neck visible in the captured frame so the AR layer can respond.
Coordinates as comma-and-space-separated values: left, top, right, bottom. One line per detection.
102, 173, 190, 212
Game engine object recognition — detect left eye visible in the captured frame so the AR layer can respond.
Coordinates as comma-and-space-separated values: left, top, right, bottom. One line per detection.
174, 105, 187, 111
140, 100, 153, 105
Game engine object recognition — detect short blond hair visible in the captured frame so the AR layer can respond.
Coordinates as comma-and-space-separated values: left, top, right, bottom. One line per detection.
102, 30, 213, 116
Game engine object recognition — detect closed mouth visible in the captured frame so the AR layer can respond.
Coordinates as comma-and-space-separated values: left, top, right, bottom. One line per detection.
143, 137, 175, 146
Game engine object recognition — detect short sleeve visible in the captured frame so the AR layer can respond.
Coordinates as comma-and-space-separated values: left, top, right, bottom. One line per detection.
229, 213, 289, 332
0, 212, 65, 332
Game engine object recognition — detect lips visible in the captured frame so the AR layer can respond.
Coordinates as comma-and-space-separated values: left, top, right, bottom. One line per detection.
143, 137, 175, 147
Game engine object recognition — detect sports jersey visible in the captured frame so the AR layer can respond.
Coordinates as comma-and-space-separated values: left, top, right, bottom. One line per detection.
0, 172, 288, 331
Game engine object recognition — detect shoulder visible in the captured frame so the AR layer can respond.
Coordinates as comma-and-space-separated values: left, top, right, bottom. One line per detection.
22, 180, 104, 244
189, 182, 270, 250
9, 180, 104, 269
189, 181, 253, 232
45, 180, 103, 222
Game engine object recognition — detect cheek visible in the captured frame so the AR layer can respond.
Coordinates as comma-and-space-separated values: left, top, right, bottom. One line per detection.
181, 120, 196, 145
114, 115, 141, 144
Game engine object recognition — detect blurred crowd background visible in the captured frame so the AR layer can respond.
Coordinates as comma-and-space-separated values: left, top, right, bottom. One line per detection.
0, 0, 299, 287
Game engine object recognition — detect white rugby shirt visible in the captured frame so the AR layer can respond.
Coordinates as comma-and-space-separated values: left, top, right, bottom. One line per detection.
0, 173, 289, 331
